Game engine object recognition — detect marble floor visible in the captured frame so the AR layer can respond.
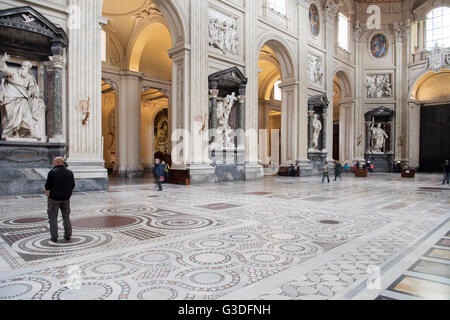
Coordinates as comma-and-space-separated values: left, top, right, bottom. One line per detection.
0, 173, 449, 300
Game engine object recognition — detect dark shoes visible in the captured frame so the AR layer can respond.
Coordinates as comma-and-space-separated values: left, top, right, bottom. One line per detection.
50, 238, 58, 243
64, 237, 71, 241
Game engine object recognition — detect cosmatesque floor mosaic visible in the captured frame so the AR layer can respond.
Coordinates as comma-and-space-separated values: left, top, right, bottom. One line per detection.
0, 173, 449, 300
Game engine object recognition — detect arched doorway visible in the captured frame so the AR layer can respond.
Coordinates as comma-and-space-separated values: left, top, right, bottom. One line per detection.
256, 39, 297, 168
409, 69, 450, 171
333, 70, 354, 165
101, 0, 186, 178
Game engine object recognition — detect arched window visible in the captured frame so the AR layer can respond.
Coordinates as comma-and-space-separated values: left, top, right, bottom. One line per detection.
338, 13, 349, 51
426, 6, 450, 49
274, 80, 282, 101
268, 0, 286, 16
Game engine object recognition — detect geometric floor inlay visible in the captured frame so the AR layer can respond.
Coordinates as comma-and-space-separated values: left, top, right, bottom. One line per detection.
0, 173, 448, 300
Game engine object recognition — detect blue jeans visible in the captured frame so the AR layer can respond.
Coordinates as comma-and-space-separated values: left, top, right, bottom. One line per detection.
443, 172, 449, 184
322, 174, 329, 183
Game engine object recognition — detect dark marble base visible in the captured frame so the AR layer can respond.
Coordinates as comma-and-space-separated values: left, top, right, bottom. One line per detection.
215, 164, 245, 182
118, 170, 144, 179
0, 167, 108, 196
308, 152, 328, 175
365, 153, 394, 173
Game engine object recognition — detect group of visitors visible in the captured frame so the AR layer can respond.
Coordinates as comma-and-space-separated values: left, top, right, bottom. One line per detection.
322, 161, 343, 183
43, 157, 450, 243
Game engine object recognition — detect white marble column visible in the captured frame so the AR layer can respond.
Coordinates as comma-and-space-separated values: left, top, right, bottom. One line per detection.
394, 21, 409, 161
297, 0, 310, 162
117, 72, 143, 178
407, 100, 421, 168
339, 103, 354, 163
244, 0, 263, 179
324, 1, 339, 160
67, 0, 107, 185
353, 22, 368, 162
168, 46, 189, 168
279, 82, 298, 165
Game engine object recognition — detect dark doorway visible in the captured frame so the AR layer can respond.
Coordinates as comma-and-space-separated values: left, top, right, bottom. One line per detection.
420, 105, 450, 172
333, 122, 339, 161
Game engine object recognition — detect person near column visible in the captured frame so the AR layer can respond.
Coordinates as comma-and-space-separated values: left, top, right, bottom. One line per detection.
45, 157, 75, 243
288, 163, 298, 177
161, 160, 170, 183
322, 161, 330, 184
443, 159, 450, 185
334, 161, 342, 181
153, 158, 165, 191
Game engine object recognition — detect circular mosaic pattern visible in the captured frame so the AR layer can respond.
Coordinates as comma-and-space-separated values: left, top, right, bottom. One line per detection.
190, 271, 225, 285
13, 233, 113, 255
302, 231, 345, 242
0, 283, 33, 299
189, 251, 232, 266
91, 263, 126, 275
137, 287, 178, 300
0, 217, 48, 226
235, 250, 293, 268
97, 205, 157, 215
275, 243, 320, 256
148, 216, 214, 230
52, 282, 113, 300
188, 239, 235, 250
72, 216, 142, 230
175, 269, 241, 292
127, 249, 187, 267
265, 232, 301, 241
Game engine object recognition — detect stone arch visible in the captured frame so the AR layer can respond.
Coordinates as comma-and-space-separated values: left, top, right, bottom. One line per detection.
332, 68, 354, 163
333, 69, 353, 99
126, 17, 170, 72
257, 36, 298, 164
257, 36, 296, 82
409, 69, 450, 102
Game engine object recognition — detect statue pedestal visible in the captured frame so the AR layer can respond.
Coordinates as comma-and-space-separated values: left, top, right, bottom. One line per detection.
365, 153, 394, 173
208, 146, 246, 182
308, 151, 328, 175
0, 141, 66, 196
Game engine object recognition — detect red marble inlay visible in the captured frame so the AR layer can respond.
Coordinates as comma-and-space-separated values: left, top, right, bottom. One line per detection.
13, 217, 48, 224
72, 216, 138, 229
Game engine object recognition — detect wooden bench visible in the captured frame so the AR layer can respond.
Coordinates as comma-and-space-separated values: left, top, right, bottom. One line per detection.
401, 169, 416, 178
168, 169, 191, 185
278, 166, 300, 177
355, 168, 368, 177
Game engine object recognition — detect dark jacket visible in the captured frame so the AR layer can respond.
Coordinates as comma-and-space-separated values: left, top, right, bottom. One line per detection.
153, 164, 165, 177
45, 165, 75, 201
444, 162, 450, 173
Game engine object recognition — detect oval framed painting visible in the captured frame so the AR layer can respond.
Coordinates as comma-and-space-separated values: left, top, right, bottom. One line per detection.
309, 4, 320, 37
370, 33, 388, 58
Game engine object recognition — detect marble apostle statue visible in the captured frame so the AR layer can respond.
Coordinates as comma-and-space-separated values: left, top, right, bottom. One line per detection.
215, 92, 238, 148
0, 53, 44, 141
370, 123, 388, 153
312, 113, 322, 151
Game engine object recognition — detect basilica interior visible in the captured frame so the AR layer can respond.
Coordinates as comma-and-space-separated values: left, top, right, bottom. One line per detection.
0, 0, 449, 302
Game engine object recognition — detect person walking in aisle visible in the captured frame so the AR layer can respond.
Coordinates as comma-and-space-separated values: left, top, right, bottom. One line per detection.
443, 159, 450, 185
153, 159, 165, 191
45, 157, 75, 243
334, 161, 342, 181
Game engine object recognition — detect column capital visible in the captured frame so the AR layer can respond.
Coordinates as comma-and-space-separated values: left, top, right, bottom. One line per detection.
47, 55, 65, 69
308, 110, 315, 117
324, 0, 339, 22
238, 95, 246, 103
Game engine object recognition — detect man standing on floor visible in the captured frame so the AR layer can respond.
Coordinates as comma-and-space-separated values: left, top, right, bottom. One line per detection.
322, 161, 330, 184
443, 159, 450, 185
334, 161, 342, 181
45, 157, 75, 243
153, 158, 165, 191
